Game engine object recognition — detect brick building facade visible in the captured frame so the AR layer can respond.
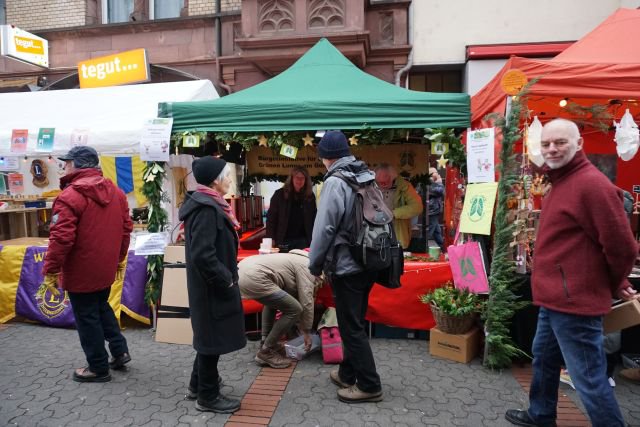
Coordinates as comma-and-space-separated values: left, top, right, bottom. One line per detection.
1, 0, 411, 93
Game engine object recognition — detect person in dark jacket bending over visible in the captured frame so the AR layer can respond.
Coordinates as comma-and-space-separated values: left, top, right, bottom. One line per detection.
266, 166, 317, 251
42, 146, 133, 383
309, 130, 383, 404
179, 157, 246, 414
505, 119, 639, 427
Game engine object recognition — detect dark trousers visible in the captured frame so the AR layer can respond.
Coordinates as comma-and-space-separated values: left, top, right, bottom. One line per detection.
428, 214, 444, 248
189, 353, 220, 402
68, 287, 128, 375
331, 270, 381, 393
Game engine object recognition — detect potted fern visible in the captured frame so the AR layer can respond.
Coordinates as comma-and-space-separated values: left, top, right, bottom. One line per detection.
419, 284, 483, 334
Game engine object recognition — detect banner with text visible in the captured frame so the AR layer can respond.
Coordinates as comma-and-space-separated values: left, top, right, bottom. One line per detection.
246, 144, 430, 177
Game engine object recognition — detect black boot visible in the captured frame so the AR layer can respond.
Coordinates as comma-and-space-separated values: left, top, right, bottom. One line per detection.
505, 409, 557, 427
195, 394, 241, 414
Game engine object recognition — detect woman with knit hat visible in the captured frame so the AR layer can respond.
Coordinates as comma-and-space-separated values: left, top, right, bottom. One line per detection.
179, 156, 246, 414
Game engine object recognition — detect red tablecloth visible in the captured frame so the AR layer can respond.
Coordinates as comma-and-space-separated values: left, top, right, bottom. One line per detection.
238, 249, 452, 331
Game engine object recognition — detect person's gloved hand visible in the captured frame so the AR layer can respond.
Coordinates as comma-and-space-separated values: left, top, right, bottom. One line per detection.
115, 260, 127, 282
42, 273, 60, 297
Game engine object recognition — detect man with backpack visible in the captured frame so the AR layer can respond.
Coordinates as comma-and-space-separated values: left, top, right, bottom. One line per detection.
309, 130, 384, 403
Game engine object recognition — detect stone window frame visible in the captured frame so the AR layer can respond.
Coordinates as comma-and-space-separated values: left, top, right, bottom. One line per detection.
100, 0, 188, 24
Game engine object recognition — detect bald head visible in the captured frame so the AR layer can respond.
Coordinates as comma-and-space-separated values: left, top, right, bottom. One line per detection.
541, 119, 583, 169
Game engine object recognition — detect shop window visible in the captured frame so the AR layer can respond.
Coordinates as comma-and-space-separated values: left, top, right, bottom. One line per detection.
153, 0, 184, 19
103, 0, 134, 23
0, 0, 6, 25
409, 70, 463, 93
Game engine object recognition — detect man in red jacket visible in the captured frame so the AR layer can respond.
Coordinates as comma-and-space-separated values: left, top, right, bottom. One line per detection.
42, 146, 133, 383
506, 119, 638, 427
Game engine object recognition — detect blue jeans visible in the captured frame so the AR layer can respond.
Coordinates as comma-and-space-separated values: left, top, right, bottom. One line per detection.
528, 307, 624, 427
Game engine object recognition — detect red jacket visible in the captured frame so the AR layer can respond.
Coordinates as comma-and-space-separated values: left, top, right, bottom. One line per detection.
43, 168, 133, 293
532, 150, 639, 315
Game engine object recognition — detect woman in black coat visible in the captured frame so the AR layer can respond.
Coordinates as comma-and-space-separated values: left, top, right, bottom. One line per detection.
178, 157, 246, 414
266, 167, 317, 251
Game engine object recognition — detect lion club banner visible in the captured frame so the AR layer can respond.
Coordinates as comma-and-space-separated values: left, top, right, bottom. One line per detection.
0, 245, 150, 327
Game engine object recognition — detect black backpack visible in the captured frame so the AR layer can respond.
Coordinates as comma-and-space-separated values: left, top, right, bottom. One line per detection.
329, 170, 403, 288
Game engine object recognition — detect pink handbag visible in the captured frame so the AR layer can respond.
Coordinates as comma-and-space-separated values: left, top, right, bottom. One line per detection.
447, 229, 489, 294
318, 307, 343, 364
320, 327, 343, 364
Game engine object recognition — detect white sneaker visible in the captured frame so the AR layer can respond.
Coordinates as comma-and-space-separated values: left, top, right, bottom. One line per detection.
559, 369, 575, 390
608, 376, 616, 387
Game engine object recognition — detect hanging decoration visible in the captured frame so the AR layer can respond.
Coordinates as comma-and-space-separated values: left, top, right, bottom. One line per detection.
349, 135, 359, 146
141, 161, 169, 307
613, 109, 639, 161
526, 116, 545, 167
436, 154, 448, 169
30, 159, 49, 188
258, 134, 268, 147
302, 133, 314, 146
482, 86, 532, 369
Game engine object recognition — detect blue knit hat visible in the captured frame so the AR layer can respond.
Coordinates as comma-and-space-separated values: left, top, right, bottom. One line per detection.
317, 131, 350, 159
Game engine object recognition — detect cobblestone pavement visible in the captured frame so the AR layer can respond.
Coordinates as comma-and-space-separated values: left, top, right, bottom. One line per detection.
1, 321, 639, 426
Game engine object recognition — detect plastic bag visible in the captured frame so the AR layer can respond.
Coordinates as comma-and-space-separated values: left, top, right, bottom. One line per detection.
614, 109, 639, 161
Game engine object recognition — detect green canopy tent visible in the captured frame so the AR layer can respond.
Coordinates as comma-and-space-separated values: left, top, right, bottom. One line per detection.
158, 38, 470, 131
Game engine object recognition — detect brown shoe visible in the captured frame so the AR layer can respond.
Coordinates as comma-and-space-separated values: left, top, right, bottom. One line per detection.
619, 368, 640, 384
337, 384, 383, 403
255, 348, 291, 369
330, 369, 353, 388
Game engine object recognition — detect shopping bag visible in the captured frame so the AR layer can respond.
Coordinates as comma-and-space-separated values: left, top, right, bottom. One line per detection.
318, 307, 343, 364
447, 229, 489, 293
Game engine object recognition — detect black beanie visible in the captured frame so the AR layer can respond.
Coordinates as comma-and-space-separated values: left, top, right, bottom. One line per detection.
192, 156, 227, 186
317, 130, 350, 159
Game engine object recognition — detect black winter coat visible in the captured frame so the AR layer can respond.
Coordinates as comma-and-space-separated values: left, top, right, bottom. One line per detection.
266, 188, 316, 247
178, 192, 246, 355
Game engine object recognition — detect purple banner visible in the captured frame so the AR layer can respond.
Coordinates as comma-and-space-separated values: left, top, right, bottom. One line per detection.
121, 253, 150, 320
15, 246, 76, 327
14, 249, 149, 328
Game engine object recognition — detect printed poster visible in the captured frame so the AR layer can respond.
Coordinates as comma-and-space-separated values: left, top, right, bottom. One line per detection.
459, 182, 499, 235
0, 157, 20, 171
70, 128, 90, 147
140, 118, 172, 162
7, 173, 25, 194
11, 129, 29, 153
36, 128, 55, 152
182, 134, 200, 148
466, 128, 495, 183
134, 232, 169, 255
431, 141, 449, 155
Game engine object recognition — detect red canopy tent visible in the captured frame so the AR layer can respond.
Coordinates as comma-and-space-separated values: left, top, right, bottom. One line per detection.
471, 8, 640, 192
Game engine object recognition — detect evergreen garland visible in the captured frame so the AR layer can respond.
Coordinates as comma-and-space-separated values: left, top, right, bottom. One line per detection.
141, 161, 169, 307
483, 94, 530, 369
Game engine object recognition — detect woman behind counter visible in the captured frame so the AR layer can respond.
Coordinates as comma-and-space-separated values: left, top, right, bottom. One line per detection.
178, 157, 246, 414
266, 167, 317, 251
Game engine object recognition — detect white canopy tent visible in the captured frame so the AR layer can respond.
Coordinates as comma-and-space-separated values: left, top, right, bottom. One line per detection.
0, 80, 218, 156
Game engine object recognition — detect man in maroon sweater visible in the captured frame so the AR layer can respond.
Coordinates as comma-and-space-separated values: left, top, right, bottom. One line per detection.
506, 119, 638, 427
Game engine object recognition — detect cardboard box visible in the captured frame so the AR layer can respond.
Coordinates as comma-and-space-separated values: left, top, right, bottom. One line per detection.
155, 264, 193, 345
429, 327, 481, 363
603, 299, 640, 334
164, 244, 186, 263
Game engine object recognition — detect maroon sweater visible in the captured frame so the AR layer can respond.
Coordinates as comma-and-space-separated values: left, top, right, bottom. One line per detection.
532, 150, 638, 315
